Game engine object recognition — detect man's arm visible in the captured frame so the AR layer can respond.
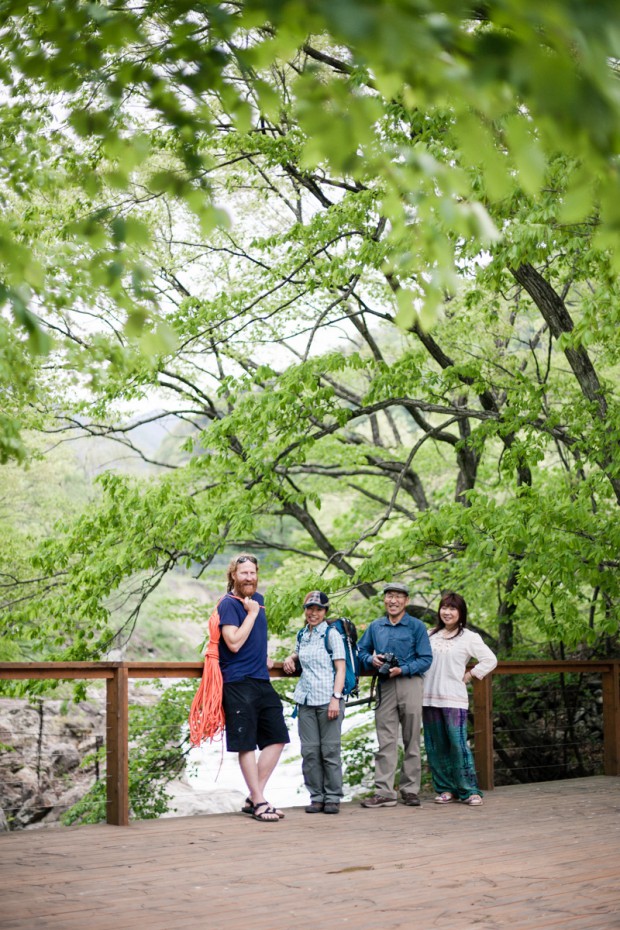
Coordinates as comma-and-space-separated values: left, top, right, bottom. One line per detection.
401, 621, 433, 677
220, 597, 261, 653
357, 623, 379, 673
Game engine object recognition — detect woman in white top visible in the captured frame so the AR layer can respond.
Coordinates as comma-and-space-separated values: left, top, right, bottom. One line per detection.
423, 591, 497, 806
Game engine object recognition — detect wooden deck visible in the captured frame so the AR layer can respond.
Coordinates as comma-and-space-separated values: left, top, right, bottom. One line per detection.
1, 776, 619, 930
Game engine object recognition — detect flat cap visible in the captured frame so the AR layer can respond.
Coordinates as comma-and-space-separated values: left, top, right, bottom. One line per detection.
383, 582, 409, 596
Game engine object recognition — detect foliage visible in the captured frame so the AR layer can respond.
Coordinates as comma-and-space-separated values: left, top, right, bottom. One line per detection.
62, 680, 194, 824
491, 673, 605, 784
0, 443, 97, 663
1, 4, 620, 658
1, 0, 619, 824
2, 1, 620, 452
340, 711, 377, 790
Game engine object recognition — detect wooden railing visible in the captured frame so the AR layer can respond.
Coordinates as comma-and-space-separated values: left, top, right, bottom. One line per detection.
471, 660, 620, 791
0, 659, 618, 825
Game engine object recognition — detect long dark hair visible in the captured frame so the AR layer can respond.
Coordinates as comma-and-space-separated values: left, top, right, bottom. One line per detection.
429, 591, 468, 637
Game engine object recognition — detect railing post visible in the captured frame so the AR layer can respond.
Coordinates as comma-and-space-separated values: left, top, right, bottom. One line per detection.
602, 661, 620, 776
472, 674, 494, 791
106, 664, 129, 826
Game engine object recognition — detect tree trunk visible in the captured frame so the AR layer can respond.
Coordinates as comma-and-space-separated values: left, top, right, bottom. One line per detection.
511, 262, 620, 504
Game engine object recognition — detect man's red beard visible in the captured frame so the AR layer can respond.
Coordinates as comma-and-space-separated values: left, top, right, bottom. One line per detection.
235, 580, 257, 596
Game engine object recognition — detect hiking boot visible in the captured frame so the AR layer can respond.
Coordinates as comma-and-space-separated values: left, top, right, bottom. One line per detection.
361, 795, 397, 808
401, 792, 421, 807
323, 802, 340, 814
305, 802, 324, 813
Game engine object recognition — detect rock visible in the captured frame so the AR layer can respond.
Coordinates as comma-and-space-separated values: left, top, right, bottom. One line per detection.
0, 688, 297, 830
50, 744, 80, 776
163, 780, 245, 817
10, 791, 54, 829
0, 721, 13, 743
0, 697, 104, 831
13, 766, 38, 800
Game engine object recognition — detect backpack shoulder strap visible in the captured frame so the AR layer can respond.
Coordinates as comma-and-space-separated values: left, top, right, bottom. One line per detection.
325, 619, 349, 658
218, 592, 246, 612
340, 617, 357, 645
323, 623, 336, 657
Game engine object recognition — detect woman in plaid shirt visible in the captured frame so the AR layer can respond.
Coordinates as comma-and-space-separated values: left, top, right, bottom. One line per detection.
283, 591, 346, 814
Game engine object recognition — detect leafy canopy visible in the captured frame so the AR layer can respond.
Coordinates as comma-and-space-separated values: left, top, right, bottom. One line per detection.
0, 1, 619, 663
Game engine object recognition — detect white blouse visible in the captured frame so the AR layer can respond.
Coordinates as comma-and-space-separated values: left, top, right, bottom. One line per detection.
423, 628, 497, 710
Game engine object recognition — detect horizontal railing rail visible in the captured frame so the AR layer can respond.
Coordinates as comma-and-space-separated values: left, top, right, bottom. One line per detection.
1, 659, 618, 825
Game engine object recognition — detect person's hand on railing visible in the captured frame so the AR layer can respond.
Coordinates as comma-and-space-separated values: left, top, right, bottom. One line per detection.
282, 654, 298, 675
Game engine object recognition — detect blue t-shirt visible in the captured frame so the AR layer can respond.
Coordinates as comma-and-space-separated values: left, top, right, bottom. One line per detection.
218, 591, 269, 684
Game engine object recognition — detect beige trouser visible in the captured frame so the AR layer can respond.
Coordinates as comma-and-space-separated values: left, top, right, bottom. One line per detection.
374, 675, 423, 799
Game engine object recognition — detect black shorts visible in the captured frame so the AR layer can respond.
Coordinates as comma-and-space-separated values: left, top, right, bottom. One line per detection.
222, 678, 290, 752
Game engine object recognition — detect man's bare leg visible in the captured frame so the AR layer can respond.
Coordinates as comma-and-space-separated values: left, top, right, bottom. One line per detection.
238, 743, 285, 816
257, 742, 285, 797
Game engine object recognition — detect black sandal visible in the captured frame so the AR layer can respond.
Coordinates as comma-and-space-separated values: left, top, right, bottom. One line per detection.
242, 796, 284, 818
251, 801, 280, 823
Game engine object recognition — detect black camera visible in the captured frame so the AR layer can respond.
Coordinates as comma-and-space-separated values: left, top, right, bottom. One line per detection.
377, 652, 399, 676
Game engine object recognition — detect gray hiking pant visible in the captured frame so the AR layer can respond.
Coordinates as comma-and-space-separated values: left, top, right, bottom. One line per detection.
374, 675, 423, 799
298, 702, 345, 804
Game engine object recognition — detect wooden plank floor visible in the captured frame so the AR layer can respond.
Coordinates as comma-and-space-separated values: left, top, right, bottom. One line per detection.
1, 776, 619, 930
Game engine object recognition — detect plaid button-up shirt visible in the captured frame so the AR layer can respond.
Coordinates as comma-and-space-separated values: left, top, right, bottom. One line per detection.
293, 621, 345, 706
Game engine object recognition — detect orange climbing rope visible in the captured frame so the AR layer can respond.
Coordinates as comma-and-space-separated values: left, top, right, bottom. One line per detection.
188, 595, 242, 747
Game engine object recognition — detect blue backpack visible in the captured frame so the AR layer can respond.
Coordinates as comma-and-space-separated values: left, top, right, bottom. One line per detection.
296, 617, 360, 698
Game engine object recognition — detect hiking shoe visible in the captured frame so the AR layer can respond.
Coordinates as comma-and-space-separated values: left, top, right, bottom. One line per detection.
361, 795, 397, 808
305, 802, 324, 813
401, 792, 421, 807
323, 802, 340, 814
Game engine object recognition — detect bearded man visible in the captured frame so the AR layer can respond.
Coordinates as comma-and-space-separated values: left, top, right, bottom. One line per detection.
218, 553, 289, 823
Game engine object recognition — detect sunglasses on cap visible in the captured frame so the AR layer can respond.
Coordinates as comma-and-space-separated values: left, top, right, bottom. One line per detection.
235, 555, 258, 565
